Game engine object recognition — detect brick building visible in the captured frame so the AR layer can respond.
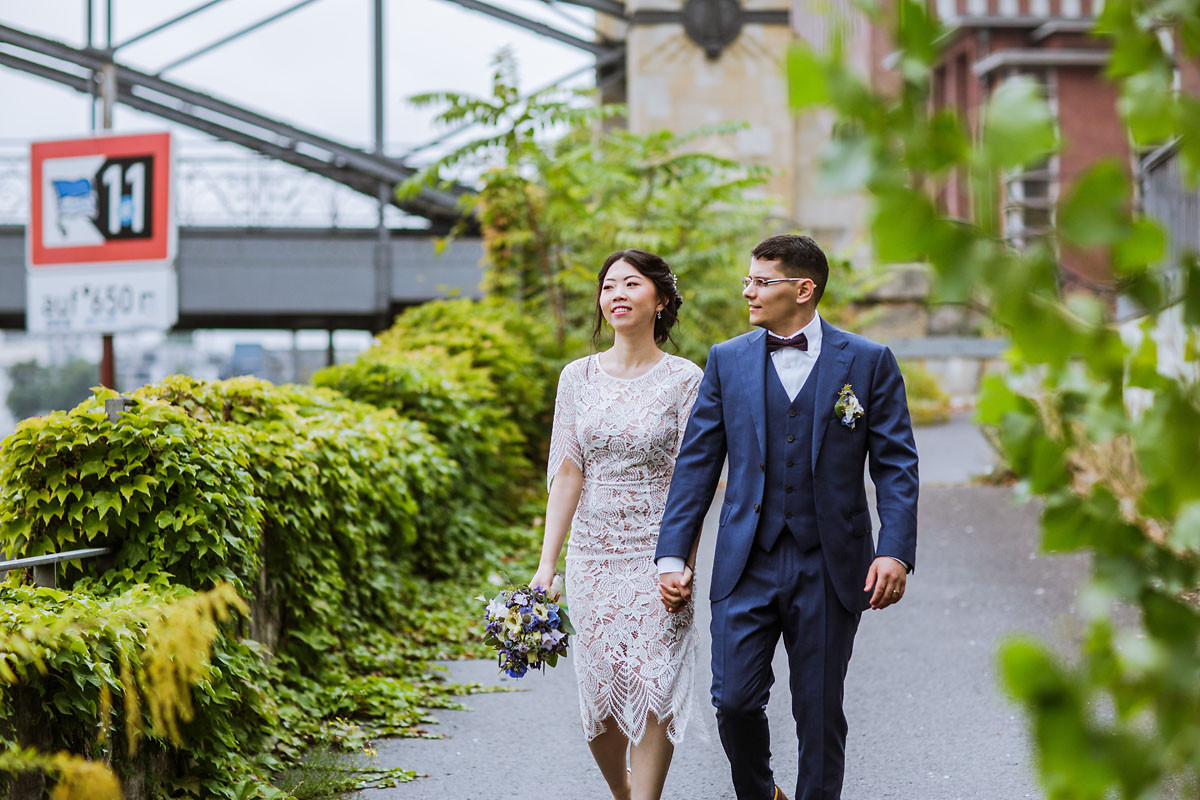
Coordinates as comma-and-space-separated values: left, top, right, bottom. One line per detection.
929, 0, 1127, 293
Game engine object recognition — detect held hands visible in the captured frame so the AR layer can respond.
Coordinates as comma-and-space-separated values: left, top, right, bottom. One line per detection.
864, 556, 907, 610
658, 567, 694, 613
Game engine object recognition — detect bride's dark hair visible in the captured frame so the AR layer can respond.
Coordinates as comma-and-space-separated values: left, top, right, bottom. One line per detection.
592, 249, 683, 348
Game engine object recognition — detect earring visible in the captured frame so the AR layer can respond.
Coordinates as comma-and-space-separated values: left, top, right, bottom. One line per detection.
656, 310, 662, 319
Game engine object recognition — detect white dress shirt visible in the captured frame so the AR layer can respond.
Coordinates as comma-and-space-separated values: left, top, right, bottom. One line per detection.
767, 312, 823, 402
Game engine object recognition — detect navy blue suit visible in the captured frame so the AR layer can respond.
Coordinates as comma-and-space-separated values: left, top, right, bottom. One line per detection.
655, 320, 918, 800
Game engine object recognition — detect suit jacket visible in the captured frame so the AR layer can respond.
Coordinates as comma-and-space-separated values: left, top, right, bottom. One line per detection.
655, 320, 919, 612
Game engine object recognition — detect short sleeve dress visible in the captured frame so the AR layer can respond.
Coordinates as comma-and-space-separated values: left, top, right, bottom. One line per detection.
547, 352, 703, 744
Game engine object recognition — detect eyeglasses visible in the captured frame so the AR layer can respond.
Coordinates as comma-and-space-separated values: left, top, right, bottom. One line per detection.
742, 277, 808, 289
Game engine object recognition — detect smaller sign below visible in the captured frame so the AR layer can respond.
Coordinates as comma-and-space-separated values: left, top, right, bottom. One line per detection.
26, 266, 178, 334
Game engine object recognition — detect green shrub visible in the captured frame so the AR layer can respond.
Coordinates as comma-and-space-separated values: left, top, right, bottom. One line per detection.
4, 358, 99, 421
0, 394, 263, 594
315, 298, 559, 568
374, 297, 563, 457
900, 361, 952, 426
133, 376, 457, 625
0, 582, 277, 799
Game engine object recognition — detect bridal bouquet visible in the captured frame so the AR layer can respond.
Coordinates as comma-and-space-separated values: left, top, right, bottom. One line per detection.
480, 579, 574, 678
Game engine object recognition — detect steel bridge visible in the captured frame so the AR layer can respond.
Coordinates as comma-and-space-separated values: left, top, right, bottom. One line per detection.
0, 0, 635, 331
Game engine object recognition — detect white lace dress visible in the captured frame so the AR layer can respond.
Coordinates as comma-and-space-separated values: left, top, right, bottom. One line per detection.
548, 353, 703, 745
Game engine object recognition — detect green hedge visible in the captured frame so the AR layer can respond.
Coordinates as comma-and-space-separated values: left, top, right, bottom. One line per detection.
0, 583, 277, 797
314, 298, 564, 571
370, 296, 562, 458
0, 297, 556, 797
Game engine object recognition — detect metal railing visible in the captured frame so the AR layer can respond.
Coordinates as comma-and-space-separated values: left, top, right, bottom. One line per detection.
0, 547, 113, 589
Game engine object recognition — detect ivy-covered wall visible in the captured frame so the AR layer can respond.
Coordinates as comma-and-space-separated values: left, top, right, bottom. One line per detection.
0, 297, 560, 798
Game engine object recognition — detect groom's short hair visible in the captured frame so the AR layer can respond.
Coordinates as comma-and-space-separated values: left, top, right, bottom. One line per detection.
752, 235, 829, 304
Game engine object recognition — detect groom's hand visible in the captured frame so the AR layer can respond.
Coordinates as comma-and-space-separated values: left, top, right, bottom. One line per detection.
865, 557, 907, 610
659, 570, 692, 613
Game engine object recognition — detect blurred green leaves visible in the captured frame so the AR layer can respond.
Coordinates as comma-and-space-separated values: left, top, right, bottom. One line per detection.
789, 0, 1200, 796
980, 77, 1059, 170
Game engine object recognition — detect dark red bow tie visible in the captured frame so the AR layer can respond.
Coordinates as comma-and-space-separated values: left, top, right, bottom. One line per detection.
766, 333, 808, 353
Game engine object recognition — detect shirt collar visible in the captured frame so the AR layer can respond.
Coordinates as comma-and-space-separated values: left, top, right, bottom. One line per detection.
768, 312, 822, 352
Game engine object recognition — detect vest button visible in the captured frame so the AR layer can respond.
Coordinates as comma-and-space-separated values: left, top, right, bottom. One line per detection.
787, 434, 795, 443
786, 459, 794, 467
785, 512, 793, 519
759, 463, 765, 471
786, 486, 794, 493
753, 503, 761, 513
789, 409, 796, 418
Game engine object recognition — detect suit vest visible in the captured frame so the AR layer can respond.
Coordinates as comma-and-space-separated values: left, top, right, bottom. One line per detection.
756, 353, 822, 552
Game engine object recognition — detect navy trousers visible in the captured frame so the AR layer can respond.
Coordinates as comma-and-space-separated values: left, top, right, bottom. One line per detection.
710, 531, 861, 800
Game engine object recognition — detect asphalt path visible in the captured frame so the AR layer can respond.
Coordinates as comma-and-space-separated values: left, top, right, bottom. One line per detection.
358, 418, 1086, 799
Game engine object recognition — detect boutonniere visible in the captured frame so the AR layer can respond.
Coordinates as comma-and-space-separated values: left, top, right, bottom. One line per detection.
834, 384, 864, 430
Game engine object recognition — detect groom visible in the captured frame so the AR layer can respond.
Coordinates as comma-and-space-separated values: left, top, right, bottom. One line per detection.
655, 235, 918, 800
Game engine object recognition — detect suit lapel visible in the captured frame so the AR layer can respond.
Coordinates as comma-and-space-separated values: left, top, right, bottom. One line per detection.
745, 329, 768, 459
812, 320, 853, 470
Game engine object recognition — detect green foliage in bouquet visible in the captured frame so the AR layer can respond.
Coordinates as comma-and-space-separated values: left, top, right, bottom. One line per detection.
789, 0, 1200, 796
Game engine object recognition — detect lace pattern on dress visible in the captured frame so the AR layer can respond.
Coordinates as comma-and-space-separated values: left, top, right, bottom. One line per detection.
550, 353, 703, 745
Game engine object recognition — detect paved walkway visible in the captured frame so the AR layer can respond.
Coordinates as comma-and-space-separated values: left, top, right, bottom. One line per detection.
360, 418, 1084, 799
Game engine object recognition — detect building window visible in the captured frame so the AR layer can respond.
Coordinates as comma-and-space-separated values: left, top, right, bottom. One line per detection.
1000, 69, 1059, 249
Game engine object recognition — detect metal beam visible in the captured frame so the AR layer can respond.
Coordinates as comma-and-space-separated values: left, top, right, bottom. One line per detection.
156, 0, 325, 74
438, 0, 618, 55
114, 0, 234, 51
0, 24, 471, 225
551, 0, 626, 18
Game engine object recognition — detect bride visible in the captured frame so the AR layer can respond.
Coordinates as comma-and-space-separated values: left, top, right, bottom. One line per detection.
530, 249, 703, 800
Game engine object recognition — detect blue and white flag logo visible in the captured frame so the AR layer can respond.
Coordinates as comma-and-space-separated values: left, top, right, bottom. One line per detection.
50, 178, 98, 235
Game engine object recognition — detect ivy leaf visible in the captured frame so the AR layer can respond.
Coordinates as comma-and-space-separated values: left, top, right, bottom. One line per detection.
870, 186, 939, 263
1058, 161, 1129, 248
786, 44, 829, 111
1119, 67, 1176, 145
1168, 501, 1200, 553
980, 77, 1058, 169
1113, 217, 1166, 274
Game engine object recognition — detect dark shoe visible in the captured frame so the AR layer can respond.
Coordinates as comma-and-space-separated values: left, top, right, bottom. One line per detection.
773, 787, 789, 800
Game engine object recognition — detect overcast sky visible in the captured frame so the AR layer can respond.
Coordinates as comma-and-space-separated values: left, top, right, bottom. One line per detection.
0, 0, 597, 154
